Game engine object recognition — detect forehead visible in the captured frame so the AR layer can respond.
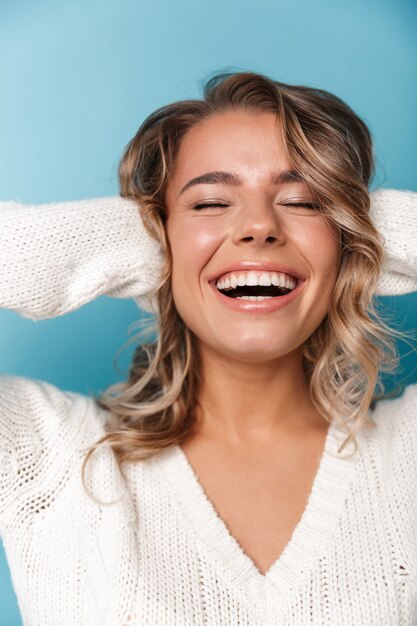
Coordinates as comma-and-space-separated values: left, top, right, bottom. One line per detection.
178, 110, 284, 157
168, 110, 291, 195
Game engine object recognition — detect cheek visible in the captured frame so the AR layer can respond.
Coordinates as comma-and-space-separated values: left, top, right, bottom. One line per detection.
166, 219, 223, 318
287, 220, 340, 325
168, 218, 222, 278
293, 218, 340, 272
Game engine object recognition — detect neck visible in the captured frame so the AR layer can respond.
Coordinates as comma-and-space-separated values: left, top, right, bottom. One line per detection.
192, 342, 325, 447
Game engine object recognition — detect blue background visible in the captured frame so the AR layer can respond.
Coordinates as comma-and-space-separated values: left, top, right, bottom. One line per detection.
0, 0, 416, 623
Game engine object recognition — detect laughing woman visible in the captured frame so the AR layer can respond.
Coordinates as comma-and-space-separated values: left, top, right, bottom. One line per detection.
1, 71, 417, 625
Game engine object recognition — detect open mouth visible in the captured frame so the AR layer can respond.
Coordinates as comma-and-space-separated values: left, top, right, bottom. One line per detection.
216, 284, 295, 298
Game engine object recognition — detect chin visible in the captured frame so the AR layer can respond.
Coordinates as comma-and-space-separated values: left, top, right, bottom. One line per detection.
215, 342, 293, 364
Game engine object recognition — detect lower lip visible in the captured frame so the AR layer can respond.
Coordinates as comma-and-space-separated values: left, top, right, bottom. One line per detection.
209, 280, 305, 313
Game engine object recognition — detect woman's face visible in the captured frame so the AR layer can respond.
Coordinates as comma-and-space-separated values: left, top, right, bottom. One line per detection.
165, 110, 341, 363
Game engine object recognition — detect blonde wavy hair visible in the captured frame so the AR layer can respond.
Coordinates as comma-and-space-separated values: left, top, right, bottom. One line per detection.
82, 70, 414, 500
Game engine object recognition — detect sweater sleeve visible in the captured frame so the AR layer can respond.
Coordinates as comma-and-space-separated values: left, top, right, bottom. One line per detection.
0, 196, 164, 319
370, 189, 417, 296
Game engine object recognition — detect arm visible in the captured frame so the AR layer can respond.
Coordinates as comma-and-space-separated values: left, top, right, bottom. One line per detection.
0, 196, 164, 319
370, 189, 417, 296
0, 195, 162, 533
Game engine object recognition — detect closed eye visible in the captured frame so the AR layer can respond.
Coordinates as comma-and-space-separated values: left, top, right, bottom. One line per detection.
283, 202, 321, 210
192, 202, 321, 210
193, 202, 229, 210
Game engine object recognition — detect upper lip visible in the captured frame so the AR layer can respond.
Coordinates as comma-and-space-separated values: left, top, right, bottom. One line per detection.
208, 261, 307, 284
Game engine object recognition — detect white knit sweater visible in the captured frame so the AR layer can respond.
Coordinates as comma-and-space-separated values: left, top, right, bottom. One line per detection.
0, 189, 417, 626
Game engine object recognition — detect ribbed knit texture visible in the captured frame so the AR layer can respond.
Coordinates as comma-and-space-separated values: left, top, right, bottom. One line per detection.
0, 189, 416, 625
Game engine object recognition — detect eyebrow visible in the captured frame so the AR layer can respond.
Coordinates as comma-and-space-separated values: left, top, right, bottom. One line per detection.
178, 169, 304, 197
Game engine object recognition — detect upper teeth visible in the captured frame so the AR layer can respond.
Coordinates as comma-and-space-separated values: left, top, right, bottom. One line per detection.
215, 271, 297, 291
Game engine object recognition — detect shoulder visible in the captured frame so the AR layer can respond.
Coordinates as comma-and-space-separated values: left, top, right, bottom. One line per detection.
0, 375, 109, 529
367, 382, 417, 455
371, 382, 416, 420
0, 374, 106, 439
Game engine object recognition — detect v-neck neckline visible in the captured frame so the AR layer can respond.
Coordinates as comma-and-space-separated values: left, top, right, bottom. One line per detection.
153, 419, 358, 603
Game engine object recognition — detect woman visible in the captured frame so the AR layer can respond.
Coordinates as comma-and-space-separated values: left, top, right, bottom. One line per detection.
1, 71, 416, 625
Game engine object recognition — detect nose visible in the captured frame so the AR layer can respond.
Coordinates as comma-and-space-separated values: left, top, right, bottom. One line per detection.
231, 199, 285, 247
